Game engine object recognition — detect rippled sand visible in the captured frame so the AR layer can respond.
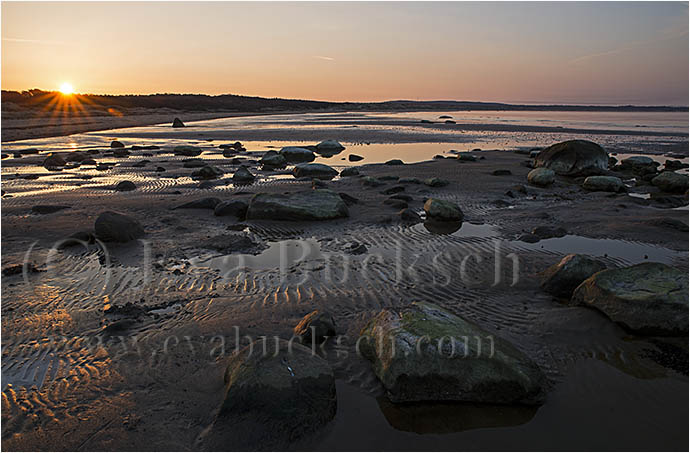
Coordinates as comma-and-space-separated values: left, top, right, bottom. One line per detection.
1, 112, 688, 450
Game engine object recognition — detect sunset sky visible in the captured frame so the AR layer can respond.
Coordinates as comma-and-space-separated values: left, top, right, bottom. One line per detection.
2, 2, 688, 105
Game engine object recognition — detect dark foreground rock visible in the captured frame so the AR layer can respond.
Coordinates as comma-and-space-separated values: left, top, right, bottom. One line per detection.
204, 339, 336, 450
540, 254, 607, 299
423, 198, 463, 221
359, 302, 546, 404
174, 197, 221, 210
173, 145, 202, 157
43, 154, 66, 170
572, 262, 689, 336
232, 166, 256, 184
114, 180, 136, 191
651, 172, 689, 194
534, 140, 608, 176
94, 211, 144, 243
527, 167, 555, 187
582, 176, 625, 193
279, 147, 315, 163
246, 189, 348, 221
172, 117, 185, 127
213, 200, 248, 218
294, 310, 336, 344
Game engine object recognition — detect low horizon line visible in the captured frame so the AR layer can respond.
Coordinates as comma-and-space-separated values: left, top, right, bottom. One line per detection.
3, 88, 687, 109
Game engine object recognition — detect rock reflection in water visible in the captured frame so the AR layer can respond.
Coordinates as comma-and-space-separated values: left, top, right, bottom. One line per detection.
376, 397, 538, 434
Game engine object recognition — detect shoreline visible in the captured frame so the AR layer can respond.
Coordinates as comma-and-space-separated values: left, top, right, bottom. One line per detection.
2, 107, 688, 145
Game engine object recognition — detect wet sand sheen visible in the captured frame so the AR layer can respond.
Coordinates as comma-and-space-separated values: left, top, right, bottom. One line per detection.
1, 112, 688, 451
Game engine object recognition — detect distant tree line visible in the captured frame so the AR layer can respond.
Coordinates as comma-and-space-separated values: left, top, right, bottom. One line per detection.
2, 89, 686, 112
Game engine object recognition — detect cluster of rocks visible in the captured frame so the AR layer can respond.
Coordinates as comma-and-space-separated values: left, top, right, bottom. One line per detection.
205, 301, 548, 448
540, 254, 688, 336
527, 140, 688, 200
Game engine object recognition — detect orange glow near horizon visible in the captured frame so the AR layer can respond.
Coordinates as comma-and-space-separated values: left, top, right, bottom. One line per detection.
1, 2, 688, 105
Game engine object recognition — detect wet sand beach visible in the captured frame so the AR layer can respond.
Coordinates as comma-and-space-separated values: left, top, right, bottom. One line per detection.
1, 111, 688, 451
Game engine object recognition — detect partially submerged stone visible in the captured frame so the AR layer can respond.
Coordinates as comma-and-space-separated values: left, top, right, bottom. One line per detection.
209, 339, 336, 450
424, 198, 463, 221
293, 163, 338, 180
173, 145, 202, 156
534, 140, 608, 176
572, 262, 689, 336
279, 147, 316, 163
260, 151, 287, 169
246, 189, 348, 221
110, 140, 125, 148
423, 177, 449, 187
172, 117, 185, 127
540, 254, 607, 299
315, 140, 345, 154
43, 154, 66, 170
359, 302, 546, 404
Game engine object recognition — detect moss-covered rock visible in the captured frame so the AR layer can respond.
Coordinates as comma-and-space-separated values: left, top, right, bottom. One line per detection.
359, 302, 546, 404
423, 198, 463, 221
572, 262, 688, 336
246, 189, 348, 221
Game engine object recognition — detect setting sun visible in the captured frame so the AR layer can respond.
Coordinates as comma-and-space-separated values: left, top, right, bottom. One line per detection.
59, 82, 74, 95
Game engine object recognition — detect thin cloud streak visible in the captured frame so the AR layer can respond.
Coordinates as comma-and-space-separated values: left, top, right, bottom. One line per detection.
2, 37, 67, 45
313, 55, 335, 61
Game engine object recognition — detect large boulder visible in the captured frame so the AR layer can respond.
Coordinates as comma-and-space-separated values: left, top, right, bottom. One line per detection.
173, 145, 202, 157
582, 176, 625, 193
246, 190, 348, 221
110, 140, 125, 148
94, 211, 144, 243
423, 198, 463, 221
208, 339, 336, 450
527, 167, 555, 187
279, 147, 315, 163
292, 163, 338, 180
260, 151, 287, 169
359, 302, 546, 404
540, 254, 606, 299
232, 166, 256, 184
651, 172, 689, 194
572, 262, 688, 336
534, 140, 608, 176
172, 117, 185, 128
